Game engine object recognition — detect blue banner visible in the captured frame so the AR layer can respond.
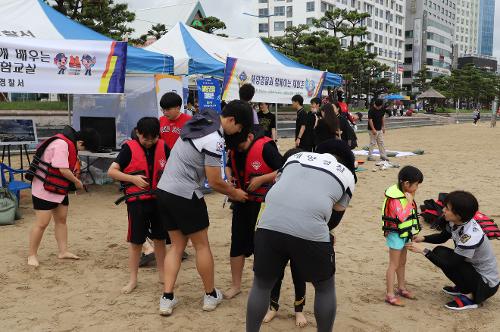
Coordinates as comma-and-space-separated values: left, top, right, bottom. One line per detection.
197, 78, 221, 113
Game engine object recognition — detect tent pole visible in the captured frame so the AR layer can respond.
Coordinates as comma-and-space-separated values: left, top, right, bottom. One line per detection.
67, 94, 71, 126
275, 103, 278, 139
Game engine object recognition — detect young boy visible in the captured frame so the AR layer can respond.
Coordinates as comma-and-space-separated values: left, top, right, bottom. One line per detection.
224, 131, 283, 299
156, 100, 253, 316
108, 117, 170, 294
407, 191, 499, 310
27, 125, 99, 267
159, 92, 191, 150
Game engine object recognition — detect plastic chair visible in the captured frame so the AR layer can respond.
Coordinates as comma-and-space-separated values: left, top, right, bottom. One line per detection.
0, 163, 31, 205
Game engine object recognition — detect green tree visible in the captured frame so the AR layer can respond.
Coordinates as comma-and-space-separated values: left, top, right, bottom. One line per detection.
412, 67, 429, 92
340, 10, 370, 47
192, 16, 227, 35
51, 0, 135, 40
313, 8, 347, 39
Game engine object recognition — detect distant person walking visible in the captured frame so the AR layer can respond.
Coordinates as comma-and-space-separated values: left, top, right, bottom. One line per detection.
367, 99, 389, 161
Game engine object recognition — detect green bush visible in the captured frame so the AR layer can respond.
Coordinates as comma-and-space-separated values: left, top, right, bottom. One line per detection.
0, 101, 67, 110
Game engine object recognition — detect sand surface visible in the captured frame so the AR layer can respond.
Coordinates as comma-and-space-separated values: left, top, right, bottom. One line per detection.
1, 123, 499, 331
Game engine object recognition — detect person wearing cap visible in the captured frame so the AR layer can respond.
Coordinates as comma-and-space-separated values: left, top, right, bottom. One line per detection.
156, 100, 254, 316
246, 139, 356, 332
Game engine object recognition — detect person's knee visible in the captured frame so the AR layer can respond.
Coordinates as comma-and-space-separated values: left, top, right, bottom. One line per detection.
433, 245, 452, 257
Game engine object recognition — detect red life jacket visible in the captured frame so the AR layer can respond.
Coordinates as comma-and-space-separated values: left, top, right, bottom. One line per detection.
230, 136, 274, 203
120, 139, 167, 203
26, 133, 78, 195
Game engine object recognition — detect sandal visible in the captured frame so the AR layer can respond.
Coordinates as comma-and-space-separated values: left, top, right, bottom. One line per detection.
385, 294, 404, 306
396, 288, 416, 300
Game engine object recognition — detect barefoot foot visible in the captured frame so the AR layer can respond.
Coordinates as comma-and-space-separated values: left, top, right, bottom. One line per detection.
263, 309, 277, 323
121, 281, 137, 294
57, 252, 80, 260
27, 255, 39, 267
223, 287, 241, 299
295, 312, 308, 328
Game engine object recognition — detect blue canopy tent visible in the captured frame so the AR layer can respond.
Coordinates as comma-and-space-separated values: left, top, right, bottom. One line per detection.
145, 22, 342, 87
0, 0, 174, 74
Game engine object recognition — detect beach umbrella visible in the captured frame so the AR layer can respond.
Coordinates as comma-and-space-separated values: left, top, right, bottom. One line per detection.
384, 94, 406, 100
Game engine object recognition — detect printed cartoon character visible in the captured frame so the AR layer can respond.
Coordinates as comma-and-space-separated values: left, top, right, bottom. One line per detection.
305, 78, 316, 97
81, 54, 96, 76
54, 53, 67, 75
69, 56, 81, 75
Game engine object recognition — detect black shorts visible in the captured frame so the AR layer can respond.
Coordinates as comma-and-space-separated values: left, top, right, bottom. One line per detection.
253, 229, 335, 283
32, 195, 69, 210
156, 190, 209, 236
126, 200, 168, 245
231, 201, 262, 257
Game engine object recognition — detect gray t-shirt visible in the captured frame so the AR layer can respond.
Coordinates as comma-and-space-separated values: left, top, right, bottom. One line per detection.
156, 129, 224, 199
449, 220, 500, 287
257, 152, 355, 242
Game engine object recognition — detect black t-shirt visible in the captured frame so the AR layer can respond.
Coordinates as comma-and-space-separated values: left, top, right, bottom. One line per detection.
115, 141, 170, 177
257, 111, 276, 138
368, 106, 386, 131
295, 108, 307, 139
227, 140, 283, 173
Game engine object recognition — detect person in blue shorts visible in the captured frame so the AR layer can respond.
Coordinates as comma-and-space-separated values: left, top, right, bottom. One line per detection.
381, 166, 423, 306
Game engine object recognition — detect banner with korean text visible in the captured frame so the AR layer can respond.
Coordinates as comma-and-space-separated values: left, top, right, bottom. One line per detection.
0, 37, 127, 94
222, 57, 326, 105
154, 74, 185, 117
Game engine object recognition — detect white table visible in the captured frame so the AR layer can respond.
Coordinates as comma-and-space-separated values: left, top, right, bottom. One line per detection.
78, 150, 119, 185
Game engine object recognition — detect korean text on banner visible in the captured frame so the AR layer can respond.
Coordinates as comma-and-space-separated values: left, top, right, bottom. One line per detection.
0, 37, 126, 94
222, 57, 326, 105
197, 78, 221, 113
154, 74, 184, 117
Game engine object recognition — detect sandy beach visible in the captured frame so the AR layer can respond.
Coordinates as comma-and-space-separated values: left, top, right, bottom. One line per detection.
1, 122, 499, 332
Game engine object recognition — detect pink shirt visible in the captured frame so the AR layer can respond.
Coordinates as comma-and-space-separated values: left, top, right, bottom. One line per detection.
31, 139, 71, 203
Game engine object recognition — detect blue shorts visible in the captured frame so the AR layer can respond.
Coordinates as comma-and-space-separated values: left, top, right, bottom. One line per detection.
386, 232, 409, 250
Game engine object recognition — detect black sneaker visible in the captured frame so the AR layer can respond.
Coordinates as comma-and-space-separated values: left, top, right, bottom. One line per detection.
182, 251, 189, 261
444, 295, 478, 311
442, 286, 461, 296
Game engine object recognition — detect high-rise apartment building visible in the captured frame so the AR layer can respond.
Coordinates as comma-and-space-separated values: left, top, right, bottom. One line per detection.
454, 0, 479, 56
402, 0, 456, 92
255, 0, 406, 86
477, 0, 495, 56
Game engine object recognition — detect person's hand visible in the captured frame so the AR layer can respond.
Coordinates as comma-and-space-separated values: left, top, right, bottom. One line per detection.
247, 177, 263, 192
412, 235, 425, 243
74, 179, 84, 190
404, 191, 414, 205
230, 188, 248, 202
405, 242, 425, 254
295, 138, 301, 147
382, 127, 386, 134
371, 130, 376, 135
132, 175, 149, 189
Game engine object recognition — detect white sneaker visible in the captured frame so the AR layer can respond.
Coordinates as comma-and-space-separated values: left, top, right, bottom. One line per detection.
202, 288, 223, 311
159, 295, 179, 316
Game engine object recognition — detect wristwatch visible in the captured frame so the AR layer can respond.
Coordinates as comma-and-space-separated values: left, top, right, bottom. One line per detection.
422, 248, 431, 256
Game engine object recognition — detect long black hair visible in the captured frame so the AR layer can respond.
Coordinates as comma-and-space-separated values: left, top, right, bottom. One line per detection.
319, 103, 340, 138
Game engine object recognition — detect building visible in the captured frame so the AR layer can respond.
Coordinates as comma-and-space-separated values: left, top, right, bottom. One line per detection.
402, 0, 456, 92
255, 0, 406, 86
454, 0, 479, 56
477, 0, 495, 56
458, 54, 497, 71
